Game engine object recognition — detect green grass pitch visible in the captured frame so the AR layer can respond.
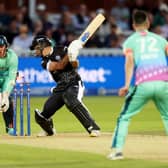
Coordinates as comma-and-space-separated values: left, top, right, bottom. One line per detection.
25, 96, 164, 135
0, 96, 167, 168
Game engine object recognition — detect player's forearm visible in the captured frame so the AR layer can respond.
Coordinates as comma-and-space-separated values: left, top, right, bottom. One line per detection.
70, 60, 79, 68
165, 44, 168, 56
4, 69, 18, 94
125, 55, 134, 88
47, 55, 69, 71
6, 53, 18, 93
47, 55, 79, 71
3, 78, 16, 94
125, 68, 133, 88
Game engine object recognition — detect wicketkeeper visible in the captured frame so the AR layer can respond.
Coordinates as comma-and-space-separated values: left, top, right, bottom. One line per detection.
30, 35, 100, 137
0, 35, 18, 135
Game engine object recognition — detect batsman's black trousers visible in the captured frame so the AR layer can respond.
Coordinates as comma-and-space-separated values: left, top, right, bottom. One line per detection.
41, 80, 100, 133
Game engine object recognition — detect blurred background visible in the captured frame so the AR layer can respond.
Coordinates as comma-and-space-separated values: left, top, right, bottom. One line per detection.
2, 0, 168, 96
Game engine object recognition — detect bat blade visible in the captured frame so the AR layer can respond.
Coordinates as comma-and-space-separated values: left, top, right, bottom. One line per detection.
78, 13, 105, 45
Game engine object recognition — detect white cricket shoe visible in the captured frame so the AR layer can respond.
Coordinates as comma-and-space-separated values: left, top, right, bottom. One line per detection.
90, 130, 101, 137
37, 128, 56, 137
107, 152, 124, 160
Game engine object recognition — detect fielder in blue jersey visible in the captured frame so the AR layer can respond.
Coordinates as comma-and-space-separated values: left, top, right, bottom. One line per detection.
108, 10, 168, 160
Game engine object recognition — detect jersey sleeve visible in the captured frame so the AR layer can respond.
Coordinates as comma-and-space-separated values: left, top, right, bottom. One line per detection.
122, 38, 134, 56
3, 50, 18, 94
161, 37, 168, 53
47, 46, 67, 61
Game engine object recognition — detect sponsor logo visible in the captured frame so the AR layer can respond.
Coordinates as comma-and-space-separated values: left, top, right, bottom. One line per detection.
81, 32, 90, 42
78, 67, 111, 83
18, 67, 111, 84
55, 55, 61, 60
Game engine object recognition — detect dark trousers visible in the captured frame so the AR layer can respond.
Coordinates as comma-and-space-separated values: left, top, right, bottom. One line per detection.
41, 81, 100, 133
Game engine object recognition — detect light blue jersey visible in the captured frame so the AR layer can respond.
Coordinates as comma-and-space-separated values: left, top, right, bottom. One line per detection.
123, 30, 168, 85
111, 30, 168, 152
0, 49, 18, 93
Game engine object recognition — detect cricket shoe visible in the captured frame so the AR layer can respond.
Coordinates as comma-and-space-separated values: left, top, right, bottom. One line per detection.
8, 128, 17, 136
107, 152, 124, 160
37, 128, 56, 137
90, 130, 101, 137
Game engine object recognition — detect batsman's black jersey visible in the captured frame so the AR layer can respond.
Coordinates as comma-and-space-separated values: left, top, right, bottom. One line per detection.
41, 46, 81, 91
37, 46, 100, 134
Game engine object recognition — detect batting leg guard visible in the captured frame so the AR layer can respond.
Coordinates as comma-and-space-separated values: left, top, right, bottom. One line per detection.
35, 109, 54, 136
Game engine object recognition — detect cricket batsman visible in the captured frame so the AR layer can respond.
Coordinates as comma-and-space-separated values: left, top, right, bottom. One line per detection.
30, 35, 101, 137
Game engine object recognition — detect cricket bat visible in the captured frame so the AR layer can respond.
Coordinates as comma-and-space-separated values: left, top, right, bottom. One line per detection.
78, 13, 105, 45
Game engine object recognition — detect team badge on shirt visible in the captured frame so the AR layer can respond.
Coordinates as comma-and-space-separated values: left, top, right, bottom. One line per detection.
55, 55, 61, 61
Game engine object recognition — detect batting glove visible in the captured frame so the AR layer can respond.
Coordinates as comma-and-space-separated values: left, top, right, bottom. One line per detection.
68, 40, 83, 61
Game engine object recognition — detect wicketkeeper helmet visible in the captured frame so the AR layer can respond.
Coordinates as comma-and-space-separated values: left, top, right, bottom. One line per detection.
0, 35, 9, 48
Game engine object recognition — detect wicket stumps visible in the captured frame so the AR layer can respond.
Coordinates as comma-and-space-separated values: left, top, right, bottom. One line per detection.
13, 82, 31, 136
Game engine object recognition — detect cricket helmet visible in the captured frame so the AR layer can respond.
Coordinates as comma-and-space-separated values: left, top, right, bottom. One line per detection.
0, 35, 9, 48
30, 35, 52, 50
